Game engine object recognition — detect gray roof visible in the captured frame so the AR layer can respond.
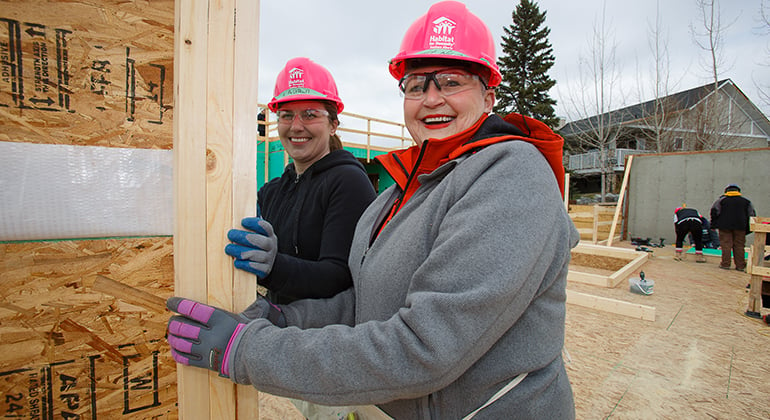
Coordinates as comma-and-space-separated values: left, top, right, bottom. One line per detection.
559, 79, 770, 137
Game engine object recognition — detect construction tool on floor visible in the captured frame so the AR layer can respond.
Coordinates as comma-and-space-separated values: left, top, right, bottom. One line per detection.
629, 271, 654, 295
631, 237, 665, 248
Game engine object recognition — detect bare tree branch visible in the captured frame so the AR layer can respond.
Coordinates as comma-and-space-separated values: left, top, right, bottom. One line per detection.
559, 2, 627, 201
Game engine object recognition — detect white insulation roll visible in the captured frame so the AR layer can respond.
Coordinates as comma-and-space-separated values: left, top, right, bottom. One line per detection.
0, 142, 173, 241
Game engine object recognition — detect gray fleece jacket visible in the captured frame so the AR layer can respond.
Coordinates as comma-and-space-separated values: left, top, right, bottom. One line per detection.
231, 116, 579, 419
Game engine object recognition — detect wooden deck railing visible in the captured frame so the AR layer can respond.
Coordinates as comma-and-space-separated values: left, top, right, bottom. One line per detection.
257, 105, 414, 161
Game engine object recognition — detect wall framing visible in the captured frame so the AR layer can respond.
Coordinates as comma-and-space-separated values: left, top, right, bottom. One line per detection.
173, 0, 260, 418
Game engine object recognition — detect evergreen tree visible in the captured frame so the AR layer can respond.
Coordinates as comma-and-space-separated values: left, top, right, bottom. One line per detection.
495, 0, 559, 128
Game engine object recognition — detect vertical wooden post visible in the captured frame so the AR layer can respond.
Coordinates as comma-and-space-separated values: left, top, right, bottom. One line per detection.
607, 155, 633, 247
232, 1, 261, 417
746, 217, 770, 317
367, 119, 372, 163
563, 172, 570, 211
174, 0, 260, 418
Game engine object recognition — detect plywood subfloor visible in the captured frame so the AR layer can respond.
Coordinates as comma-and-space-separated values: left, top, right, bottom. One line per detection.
565, 243, 770, 419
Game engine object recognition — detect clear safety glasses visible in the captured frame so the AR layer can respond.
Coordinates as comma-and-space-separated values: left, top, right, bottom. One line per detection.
275, 108, 330, 124
398, 70, 487, 100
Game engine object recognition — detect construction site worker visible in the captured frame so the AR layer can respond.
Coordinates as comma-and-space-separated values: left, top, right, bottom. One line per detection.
673, 205, 706, 262
224, 57, 376, 305
710, 183, 756, 271
167, 2, 578, 418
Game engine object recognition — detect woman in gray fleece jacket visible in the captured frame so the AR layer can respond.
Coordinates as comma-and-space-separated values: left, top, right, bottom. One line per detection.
167, 2, 579, 418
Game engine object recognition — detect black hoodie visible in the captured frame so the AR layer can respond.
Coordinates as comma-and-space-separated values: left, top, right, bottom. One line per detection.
258, 149, 377, 304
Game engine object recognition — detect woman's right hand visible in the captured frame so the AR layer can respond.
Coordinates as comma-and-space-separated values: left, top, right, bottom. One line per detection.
225, 217, 278, 279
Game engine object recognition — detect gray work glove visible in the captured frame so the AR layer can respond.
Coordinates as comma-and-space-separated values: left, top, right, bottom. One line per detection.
241, 295, 287, 327
166, 297, 247, 378
225, 217, 278, 279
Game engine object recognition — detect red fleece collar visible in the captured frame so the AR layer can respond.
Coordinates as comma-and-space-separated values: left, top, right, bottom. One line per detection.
376, 115, 488, 190
376, 113, 565, 199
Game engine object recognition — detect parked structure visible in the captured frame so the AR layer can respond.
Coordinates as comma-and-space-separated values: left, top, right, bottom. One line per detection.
561, 80, 770, 195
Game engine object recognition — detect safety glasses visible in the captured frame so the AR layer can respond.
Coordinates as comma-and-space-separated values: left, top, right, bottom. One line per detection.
275, 108, 330, 124
399, 70, 486, 100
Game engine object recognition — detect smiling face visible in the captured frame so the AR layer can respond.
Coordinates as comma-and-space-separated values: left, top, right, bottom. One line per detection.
276, 100, 338, 174
402, 64, 494, 146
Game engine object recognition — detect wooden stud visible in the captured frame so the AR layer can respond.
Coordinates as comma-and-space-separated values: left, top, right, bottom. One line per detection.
568, 244, 650, 288
174, 0, 211, 417
232, 0, 261, 417
607, 155, 633, 247
564, 172, 570, 211
567, 271, 611, 288
174, 0, 260, 418
607, 253, 650, 288
567, 289, 656, 321
574, 243, 646, 259
747, 217, 769, 315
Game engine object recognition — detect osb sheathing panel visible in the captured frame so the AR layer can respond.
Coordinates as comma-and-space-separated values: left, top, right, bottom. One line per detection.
0, 237, 177, 418
0, 0, 174, 149
1, 3, 177, 417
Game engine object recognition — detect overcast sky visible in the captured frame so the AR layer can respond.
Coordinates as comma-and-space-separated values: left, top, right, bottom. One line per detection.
256, 0, 770, 128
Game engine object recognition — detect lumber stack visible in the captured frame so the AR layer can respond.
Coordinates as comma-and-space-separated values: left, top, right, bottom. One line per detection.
568, 204, 621, 244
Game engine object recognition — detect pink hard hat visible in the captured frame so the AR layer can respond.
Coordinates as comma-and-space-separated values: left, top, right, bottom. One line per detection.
389, 1, 502, 87
268, 57, 344, 113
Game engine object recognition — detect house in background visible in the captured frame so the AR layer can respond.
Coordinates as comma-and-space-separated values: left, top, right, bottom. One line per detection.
560, 79, 770, 196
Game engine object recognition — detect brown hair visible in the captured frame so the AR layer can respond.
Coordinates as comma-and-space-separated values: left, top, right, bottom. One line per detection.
320, 101, 343, 151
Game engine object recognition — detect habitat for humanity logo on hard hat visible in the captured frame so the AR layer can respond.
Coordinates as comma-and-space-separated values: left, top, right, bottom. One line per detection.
288, 67, 305, 88
430, 17, 456, 49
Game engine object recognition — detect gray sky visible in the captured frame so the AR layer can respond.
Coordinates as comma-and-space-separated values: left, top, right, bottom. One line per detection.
257, 0, 770, 127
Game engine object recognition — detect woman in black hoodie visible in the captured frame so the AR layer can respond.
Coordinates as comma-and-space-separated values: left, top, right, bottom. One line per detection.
225, 57, 377, 304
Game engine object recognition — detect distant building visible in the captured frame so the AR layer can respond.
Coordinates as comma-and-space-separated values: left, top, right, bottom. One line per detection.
560, 79, 770, 194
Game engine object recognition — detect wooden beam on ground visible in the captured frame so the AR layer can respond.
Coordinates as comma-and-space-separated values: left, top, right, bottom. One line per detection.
567, 289, 656, 321
608, 252, 651, 288
607, 155, 633, 247
575, 243, 644, 259
569, 244, 650, 288
174, 0, 260, 418
567, 271, 612, 287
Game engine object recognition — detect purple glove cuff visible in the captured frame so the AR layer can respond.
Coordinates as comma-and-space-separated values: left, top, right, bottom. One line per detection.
221, 323, 246, 377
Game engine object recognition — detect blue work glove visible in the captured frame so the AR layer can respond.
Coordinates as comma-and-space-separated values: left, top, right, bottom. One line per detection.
225, 217, 278, 278
166, 297, 248, 378
241, 295, 287, 327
